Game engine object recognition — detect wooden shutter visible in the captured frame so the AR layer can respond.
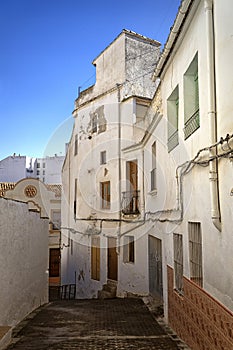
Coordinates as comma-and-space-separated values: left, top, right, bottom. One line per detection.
91, 237, 100, 280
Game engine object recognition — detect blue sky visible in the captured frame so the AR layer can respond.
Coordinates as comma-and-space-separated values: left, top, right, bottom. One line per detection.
0, 0, 181, 159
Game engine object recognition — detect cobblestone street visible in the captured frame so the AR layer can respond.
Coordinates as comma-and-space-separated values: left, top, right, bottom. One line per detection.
6, 299, 189, 350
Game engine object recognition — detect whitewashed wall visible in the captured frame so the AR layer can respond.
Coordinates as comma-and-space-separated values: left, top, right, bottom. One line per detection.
149, 0, 233, 316
0, 156, 26, 182
0, 197, 48, 326
61, 30, 160, 299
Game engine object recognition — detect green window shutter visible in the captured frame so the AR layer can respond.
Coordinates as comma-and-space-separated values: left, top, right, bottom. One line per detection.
194, 72, 199, 113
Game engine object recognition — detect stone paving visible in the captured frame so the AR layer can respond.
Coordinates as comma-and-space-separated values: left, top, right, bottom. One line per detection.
7, 299, 189, 350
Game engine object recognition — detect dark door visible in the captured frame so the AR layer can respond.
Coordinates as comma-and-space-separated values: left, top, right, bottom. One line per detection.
108, 237, 118, 281
148, 235, 163, 298
49, 248, 60, 277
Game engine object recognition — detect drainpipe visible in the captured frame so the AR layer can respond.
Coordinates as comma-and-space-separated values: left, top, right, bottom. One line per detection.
117, 84, 122, 254
205, 0, 221, 231
141, 148, 145, 220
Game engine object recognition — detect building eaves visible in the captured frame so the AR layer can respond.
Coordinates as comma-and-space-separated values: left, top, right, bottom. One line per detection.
152, 0, 198, 80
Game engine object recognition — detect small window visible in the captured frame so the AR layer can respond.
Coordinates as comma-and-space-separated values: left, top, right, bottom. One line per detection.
49, 248, 60, 277
188, 222, 203, 287
74, 178, 77, 218
43, 170, 45, 175
184, 53, 199, 139
51, 210, 61, 230
101, 181, 110, 209
37, 163, 40, 168
37, 170, 40, 175
43, 162, 45, 168
167, 86, 179, 152
151, 142, 156, 191
92, 113, 98, 133
74, 134, 78, 156
70, 238, 73, 255
173, 233, 183, 293
123, 236, 135, 263
100, 151, 106, 165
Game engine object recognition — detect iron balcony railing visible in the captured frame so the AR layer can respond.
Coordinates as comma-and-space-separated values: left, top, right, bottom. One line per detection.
122, 190, 140, 215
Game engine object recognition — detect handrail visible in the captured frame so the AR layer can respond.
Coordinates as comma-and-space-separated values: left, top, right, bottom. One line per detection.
60, 284, 76, 300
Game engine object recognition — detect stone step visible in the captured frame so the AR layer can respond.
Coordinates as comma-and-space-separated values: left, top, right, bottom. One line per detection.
98, 290, 116, 300
102, 283, 117, 293
98, 280, 117, 299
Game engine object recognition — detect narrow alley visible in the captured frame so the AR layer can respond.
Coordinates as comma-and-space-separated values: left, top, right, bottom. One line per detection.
6, 299, 188, 350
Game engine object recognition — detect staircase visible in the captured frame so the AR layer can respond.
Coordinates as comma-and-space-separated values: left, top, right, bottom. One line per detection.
98, 280, 117, 299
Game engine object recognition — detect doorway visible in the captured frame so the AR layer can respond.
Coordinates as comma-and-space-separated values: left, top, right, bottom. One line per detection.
148, 235, 163, 298
108, 237, 118, 281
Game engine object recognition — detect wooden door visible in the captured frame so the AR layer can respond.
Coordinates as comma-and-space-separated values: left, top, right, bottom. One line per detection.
148, 236, 163, 298
108, 237, 118, 281
127, 160, 138, 191
91, 236, 100, 281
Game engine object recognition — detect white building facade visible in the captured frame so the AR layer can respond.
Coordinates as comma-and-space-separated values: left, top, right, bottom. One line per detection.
3, 179, 62, 289
136, 0, 233, 349
0, 154, 64, 184
35, 155, 65, 184
0, 155, 30, 182
61, 3, 233, 348
61, 29, 161, 298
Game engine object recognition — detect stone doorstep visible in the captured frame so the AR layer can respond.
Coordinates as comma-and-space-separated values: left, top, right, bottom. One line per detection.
0, 326, 12, 350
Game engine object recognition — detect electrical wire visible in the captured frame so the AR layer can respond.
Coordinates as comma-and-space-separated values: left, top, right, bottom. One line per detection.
61, 133, 233, 237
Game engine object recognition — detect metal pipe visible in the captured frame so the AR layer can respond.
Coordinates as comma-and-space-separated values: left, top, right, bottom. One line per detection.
117, 83, 122, 254
205, 0, 221, 231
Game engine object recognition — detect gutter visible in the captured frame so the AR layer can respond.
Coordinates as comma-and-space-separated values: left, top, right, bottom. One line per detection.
205, 0, 221, 231
152, 0, 194, 81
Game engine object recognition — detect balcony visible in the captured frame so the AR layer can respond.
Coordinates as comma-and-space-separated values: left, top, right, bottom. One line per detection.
122, 190, 140, 215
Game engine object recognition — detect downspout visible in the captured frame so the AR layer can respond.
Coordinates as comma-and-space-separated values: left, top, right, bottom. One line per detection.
117, 84, 122, 254
141, 148, 145, 220
205, 0, 221, 231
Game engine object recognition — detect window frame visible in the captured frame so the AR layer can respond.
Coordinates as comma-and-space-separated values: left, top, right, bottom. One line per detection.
74, 178, 77, 218
167, 86, 179, 152
173, 233, 183, 294
100, 150, 106, 165
183, 53, 200, 139
151, 141, 157, 191
188, 222, 203, 287
74, 134, 78, 156
123, 236, 135, 263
